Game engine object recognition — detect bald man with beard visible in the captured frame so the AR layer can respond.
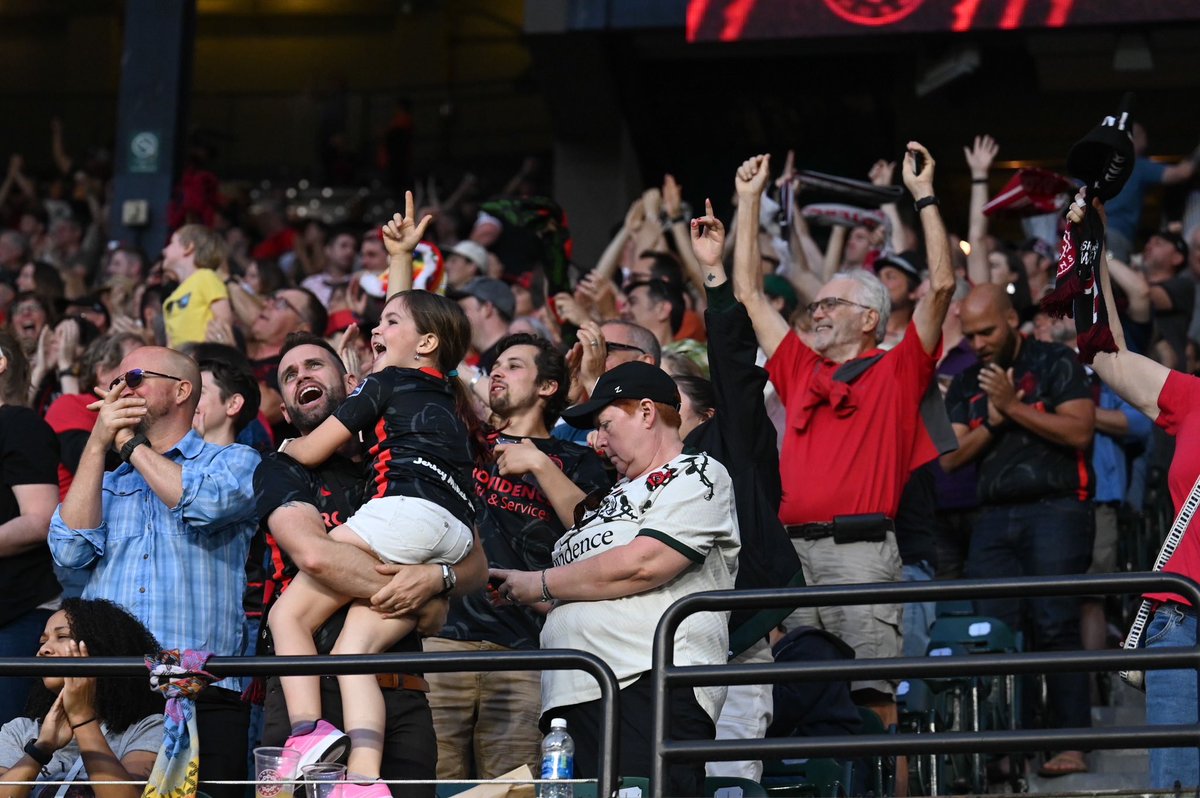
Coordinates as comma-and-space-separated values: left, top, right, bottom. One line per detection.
941, 284, 1096, 777
49, 346, 261, 798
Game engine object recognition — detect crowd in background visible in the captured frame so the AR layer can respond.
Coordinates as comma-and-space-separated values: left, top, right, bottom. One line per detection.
0, 111, 1199, 795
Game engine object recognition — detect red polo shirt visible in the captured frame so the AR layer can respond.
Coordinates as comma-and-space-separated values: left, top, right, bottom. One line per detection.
766, 322, 939, 526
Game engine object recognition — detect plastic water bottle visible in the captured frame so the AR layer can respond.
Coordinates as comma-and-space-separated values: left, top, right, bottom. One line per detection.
538, 717, 575, 798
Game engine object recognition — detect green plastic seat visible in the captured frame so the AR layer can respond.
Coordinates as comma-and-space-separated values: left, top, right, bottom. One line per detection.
762, 757, 847, 797
927, 615, 1019, 654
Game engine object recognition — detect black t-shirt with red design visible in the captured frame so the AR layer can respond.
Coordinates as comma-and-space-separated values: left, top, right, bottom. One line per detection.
333, 366, 476, 527
945, 337, 1094, 505
251, 450, 419, 656
438, 436, 611, 650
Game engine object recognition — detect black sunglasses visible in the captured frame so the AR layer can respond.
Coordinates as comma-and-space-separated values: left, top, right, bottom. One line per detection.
110, 368, 183, 391
572, 489, 607, 528
604, 341, 646, 356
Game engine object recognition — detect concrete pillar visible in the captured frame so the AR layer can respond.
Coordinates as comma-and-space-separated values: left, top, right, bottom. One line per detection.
109, 0, 196, 253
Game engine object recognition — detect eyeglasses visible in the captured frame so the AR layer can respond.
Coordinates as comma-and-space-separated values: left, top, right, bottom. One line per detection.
805, 297, 874, 316
109, 368, 183, 391
604, 341, 646, 356
270, 294, 305, 318
572, 489, 607, 528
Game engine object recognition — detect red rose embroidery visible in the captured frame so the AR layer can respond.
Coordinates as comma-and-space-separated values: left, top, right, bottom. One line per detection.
645, 467, 677, 491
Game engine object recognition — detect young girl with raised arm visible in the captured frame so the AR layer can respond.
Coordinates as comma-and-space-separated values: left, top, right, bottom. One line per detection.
268, 193, 483, 797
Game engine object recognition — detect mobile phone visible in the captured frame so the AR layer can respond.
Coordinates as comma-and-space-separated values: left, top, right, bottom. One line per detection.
909, 149, 925, 177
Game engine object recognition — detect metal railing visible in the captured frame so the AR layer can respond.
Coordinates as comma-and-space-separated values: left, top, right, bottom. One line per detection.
650, 572, 1200, 798
0, 648, 621, 798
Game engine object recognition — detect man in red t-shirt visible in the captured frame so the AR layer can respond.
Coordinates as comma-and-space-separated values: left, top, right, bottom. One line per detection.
731, 145, 954, 716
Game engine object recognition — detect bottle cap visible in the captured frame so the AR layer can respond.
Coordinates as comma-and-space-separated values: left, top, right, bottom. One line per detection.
550, 717, 567, 729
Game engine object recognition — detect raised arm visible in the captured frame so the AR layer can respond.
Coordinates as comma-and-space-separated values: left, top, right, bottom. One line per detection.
778, 152, 825, 303
692, 201, 783, 474
1105, 252, 1151, 323
905, 142, 955, 354
50, 118, 73, 176
731, 154, 789, 359
663, 174, 708, 298
1085, 192, 1168, 420
869, 159, 906, 254
632, 187, 667, 255
784, 206, 825, 304
822, 225, 846, 280
382, 190, 432, 300
593, 198, 642, 283
963, 135, 999, 286
1162, 142, 1200, 184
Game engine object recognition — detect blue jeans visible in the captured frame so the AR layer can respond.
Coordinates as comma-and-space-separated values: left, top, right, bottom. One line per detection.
1146, 604, 1200, 789
901, 561, 936, 658
0, 608, 55, 726
965, 496, 1093, 730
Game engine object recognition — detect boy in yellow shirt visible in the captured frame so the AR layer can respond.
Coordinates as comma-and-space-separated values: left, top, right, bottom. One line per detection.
163, 224, 234, 347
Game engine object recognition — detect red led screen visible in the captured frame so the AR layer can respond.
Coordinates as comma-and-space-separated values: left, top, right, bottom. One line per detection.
687, 0, 1200, 41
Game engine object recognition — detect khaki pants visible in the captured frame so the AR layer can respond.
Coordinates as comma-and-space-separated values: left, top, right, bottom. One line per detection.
423, 637, 543, 780
784, 532, 903, 696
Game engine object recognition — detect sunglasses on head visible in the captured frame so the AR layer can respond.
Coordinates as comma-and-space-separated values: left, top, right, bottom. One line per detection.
109, 368, 183, 391
572, 489, 607, 528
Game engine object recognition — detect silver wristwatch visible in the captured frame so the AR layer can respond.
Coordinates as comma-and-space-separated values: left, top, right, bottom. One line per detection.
439, 563, 456, 595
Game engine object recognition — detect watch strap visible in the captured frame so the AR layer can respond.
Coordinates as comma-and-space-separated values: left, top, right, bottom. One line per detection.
120, 433, 149, 463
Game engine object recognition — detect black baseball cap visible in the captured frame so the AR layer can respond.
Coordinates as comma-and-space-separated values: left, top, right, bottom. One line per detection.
561, 361, 681, 429
1150, 231, 1189, 262
447, 277, 516, 320
874, 250, 926, 282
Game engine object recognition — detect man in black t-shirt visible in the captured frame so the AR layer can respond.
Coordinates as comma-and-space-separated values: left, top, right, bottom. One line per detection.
424, 333, 611, 780
252, 332, 486, 798
942, 284, 1096, 777
1143, 231, 1193, 370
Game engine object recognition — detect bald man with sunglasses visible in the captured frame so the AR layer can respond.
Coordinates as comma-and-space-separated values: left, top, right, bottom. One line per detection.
48, 346, 261, 798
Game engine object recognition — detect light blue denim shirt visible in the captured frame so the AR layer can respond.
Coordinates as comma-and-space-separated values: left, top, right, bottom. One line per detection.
49, 431, 260, 690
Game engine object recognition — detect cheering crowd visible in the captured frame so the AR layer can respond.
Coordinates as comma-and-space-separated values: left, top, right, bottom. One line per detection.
0, 112, 1198, 797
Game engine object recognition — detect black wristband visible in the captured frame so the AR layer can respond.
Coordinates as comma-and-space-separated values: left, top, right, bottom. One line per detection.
971, 177, 988, 184
982, 418, 998, 435
120, 433, 149, 463
24, 739, 51, 767
914, 195, 940, 212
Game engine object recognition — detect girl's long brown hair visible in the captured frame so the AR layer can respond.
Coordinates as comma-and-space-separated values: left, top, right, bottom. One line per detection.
392, 290, 489, 462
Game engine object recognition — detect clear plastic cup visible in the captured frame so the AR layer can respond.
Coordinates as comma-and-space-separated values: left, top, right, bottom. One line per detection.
253, 746, 301, 798
301, 763, 347, 798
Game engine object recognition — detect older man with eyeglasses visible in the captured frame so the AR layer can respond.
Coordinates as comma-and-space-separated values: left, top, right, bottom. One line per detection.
732, 145, 956, 734
48, 345, 260, 798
